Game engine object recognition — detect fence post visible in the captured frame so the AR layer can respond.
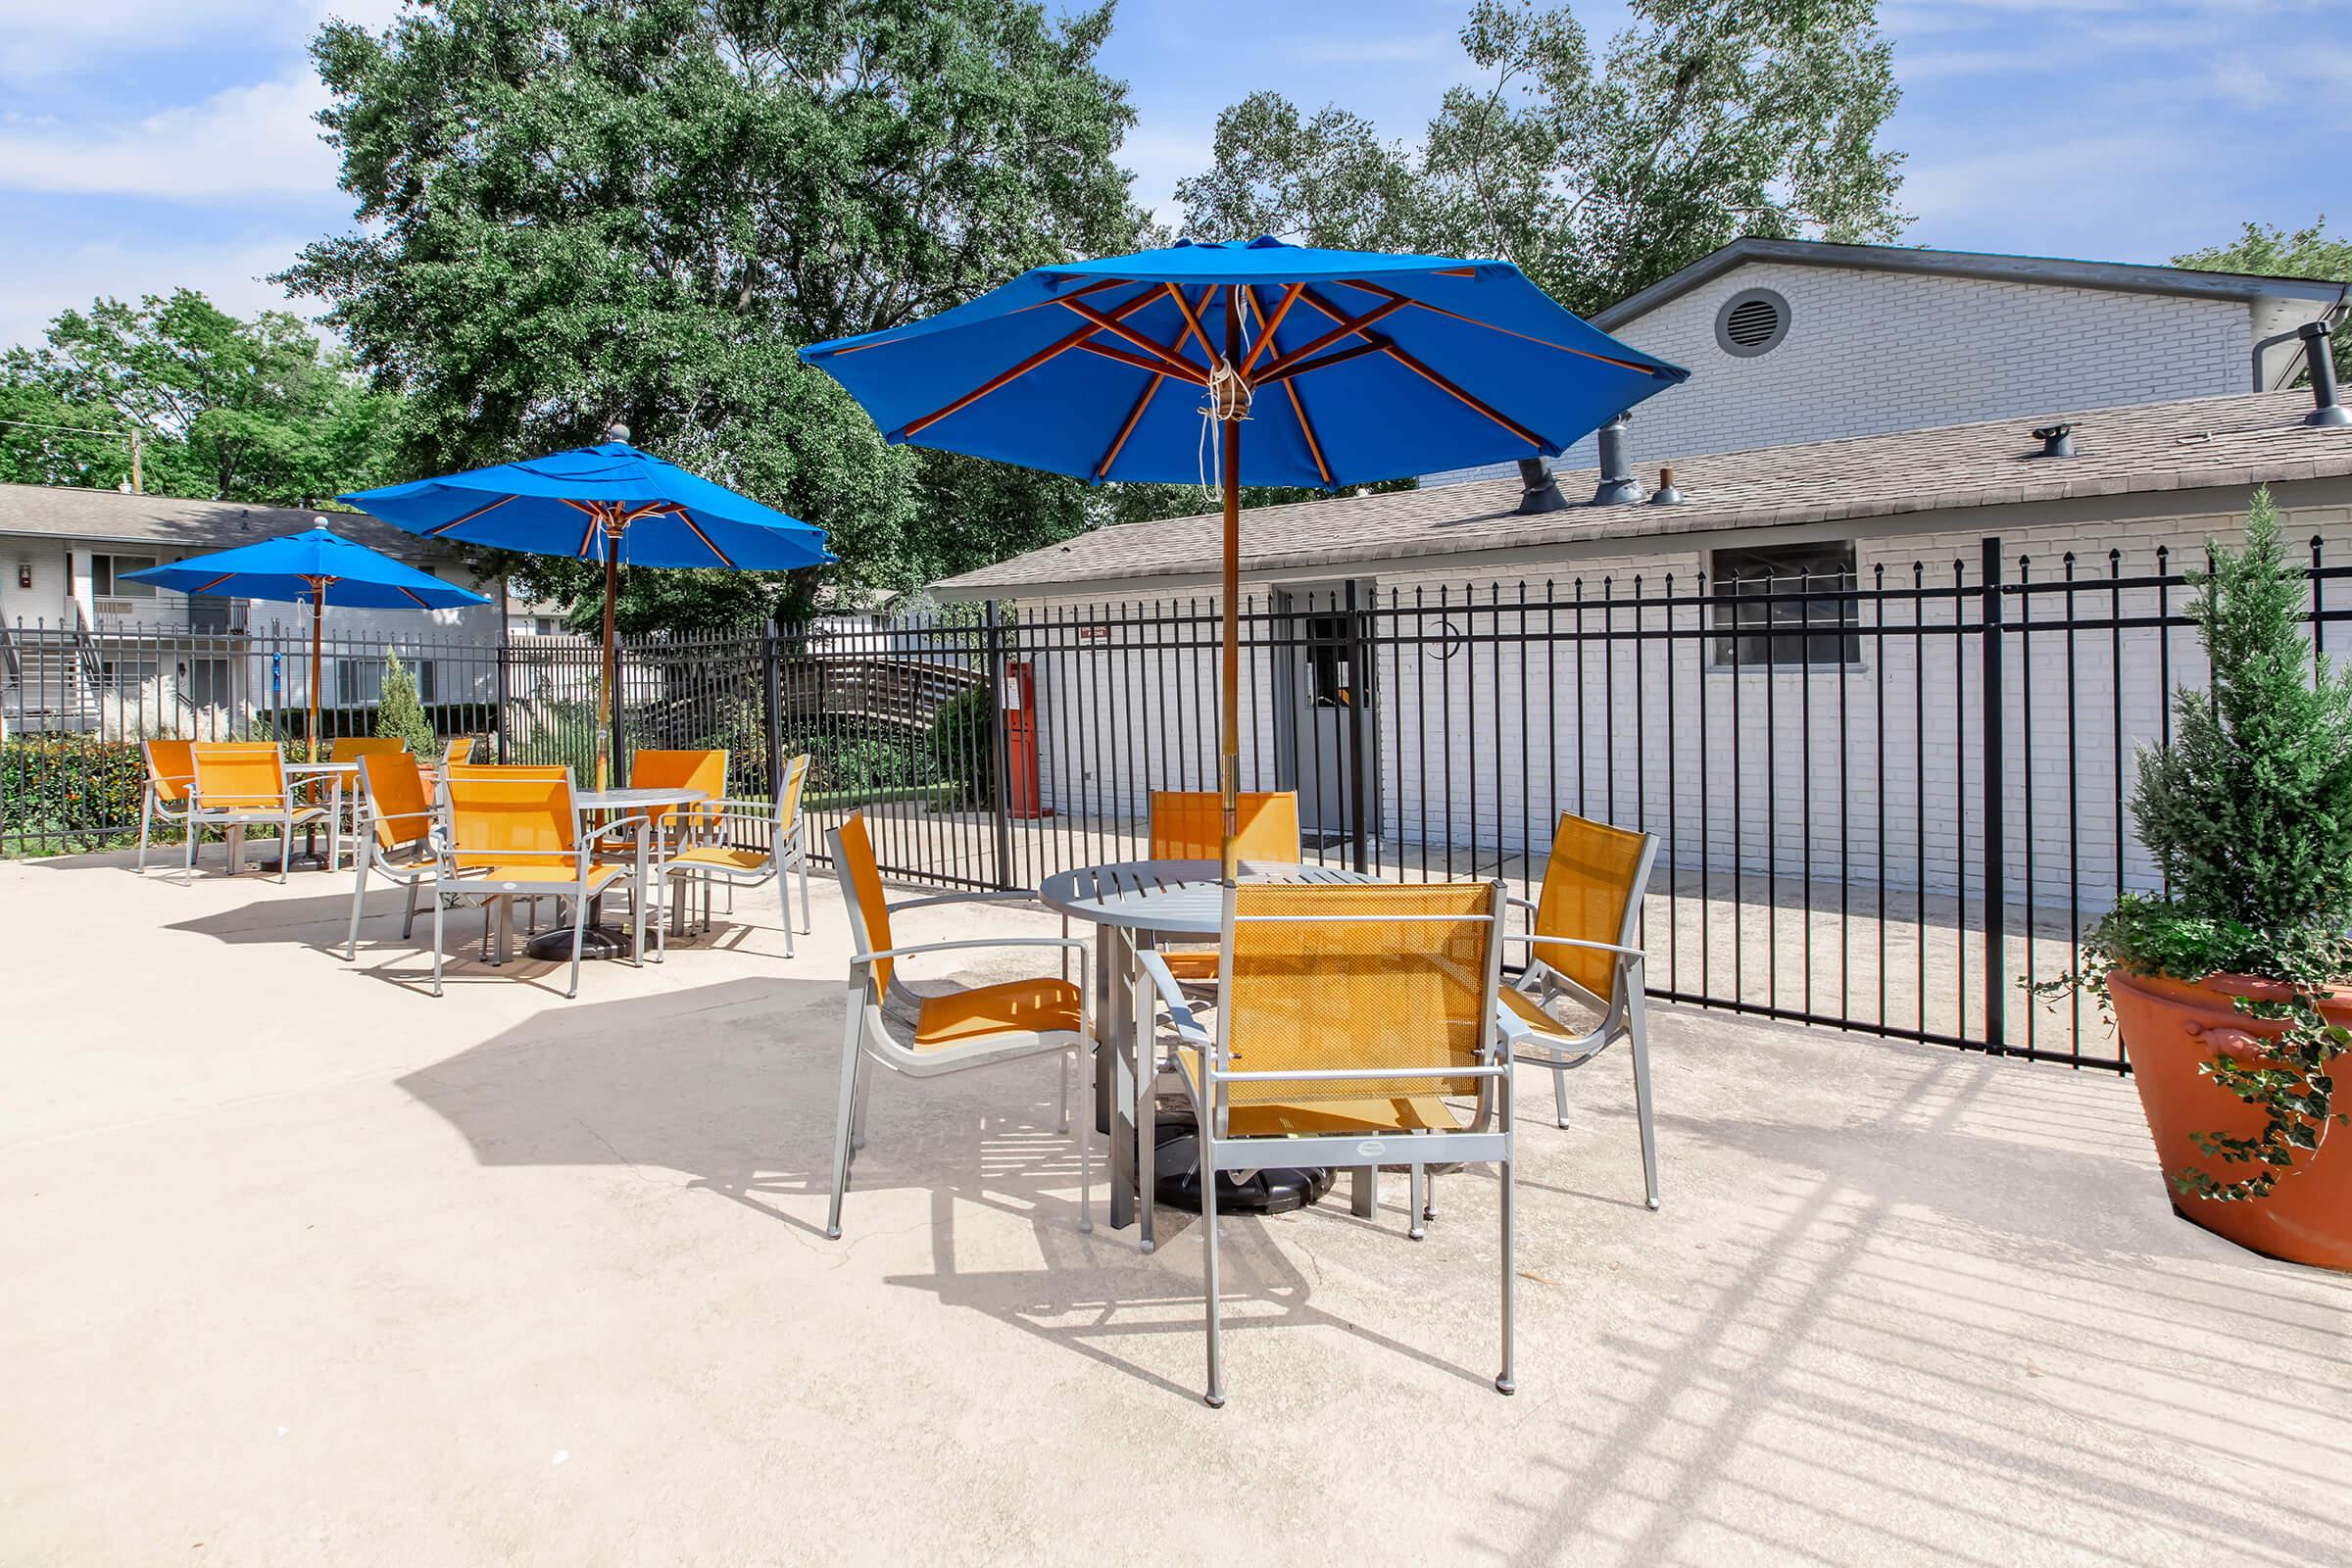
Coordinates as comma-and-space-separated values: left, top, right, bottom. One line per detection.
761, 619, 784, 798
1980, 537, 2006, 1058
982, 601, 1015, 890
1345, 577, 1370, 874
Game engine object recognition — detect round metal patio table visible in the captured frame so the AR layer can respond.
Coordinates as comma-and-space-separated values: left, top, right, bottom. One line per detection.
1039, 858, 1378, 1249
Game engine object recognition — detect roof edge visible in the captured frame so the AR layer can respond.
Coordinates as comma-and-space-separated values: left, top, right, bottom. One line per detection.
1592, 237, 2351, 330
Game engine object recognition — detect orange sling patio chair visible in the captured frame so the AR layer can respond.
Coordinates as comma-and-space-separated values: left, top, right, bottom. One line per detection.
655, 752, 812, 957
824, 810, 1092, 1241
327, 736, 410, 763
1138, 880, 1515, 1407
1495, 810, 1662, 1211
136, 738, 199, 873
629, 747, 728, 928
439, 765, 650, 998
1147, 789, 1300, 984
343, 750, 455, 994
183, 742, 332, 884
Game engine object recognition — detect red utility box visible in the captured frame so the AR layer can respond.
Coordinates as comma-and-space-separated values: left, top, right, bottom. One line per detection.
1001, 659, 1053, 819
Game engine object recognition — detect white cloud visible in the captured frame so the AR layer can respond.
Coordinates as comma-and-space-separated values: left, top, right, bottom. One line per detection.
0, 232, 311, 351
0, 72, 341, 201
0, 0, 408, 83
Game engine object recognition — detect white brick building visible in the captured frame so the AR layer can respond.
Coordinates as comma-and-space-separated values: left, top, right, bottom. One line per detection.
1436, 238, 2346, 481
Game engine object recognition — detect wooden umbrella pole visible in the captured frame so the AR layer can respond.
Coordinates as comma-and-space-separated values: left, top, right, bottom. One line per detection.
598, 509, 620, 791
1220, 285, 1243, 886
308, 580, 325, 765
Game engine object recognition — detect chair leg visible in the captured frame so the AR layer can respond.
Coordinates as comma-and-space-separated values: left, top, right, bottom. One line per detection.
1058, 1048, 1072, 1134
566, 892, 589, 998
276, 810, 292, 884
799, 858, 811, 934
1202, 1141, 1226, 1409
1076, 1043, 1094, 1234
1497, 1074, 1517, 1396
1350, 1165, 1377, 1219
137, 793, 152, 872
824, 998, 865, 1240
429, 886, 446, 998
400, 874, 419, 940
851, 1053, 873, 1152
1407, 1164, 1427, 1241
344, 849, 368, 960
181, 816, 198, 885
778, 875, 795, 958
1553, 1060, 1572, 1130
1627, 990, 1661, 1211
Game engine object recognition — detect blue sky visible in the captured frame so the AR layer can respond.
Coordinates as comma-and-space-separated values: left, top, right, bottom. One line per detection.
0, 0, 2341, 351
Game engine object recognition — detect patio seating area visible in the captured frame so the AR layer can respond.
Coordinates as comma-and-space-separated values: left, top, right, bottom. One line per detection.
5, 842, 2345, 1564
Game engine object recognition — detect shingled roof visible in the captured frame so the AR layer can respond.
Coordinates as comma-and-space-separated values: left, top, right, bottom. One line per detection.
930, 389, 2352, 598
0, 484, 451, 566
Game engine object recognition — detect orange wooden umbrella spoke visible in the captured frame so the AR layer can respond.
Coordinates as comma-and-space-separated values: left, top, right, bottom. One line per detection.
1239, 282, 1304, 375
1250, 295, 1409, 383
1076, 338, 1208, 383
1092, 372, 1165, 483
1053, 297, 1204, 379
1296, 286, 1549, 449
899, 285, 1165, 439
1242, 285, 1331, 488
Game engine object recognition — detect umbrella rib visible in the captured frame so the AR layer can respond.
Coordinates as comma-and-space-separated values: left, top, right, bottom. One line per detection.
1250, 295, 1410, 382
1076, 339, 1207, 383
1338, 277, 1673, 377
396, 585, 431, 609
1092, 371, 1165, 483
1243, 286, 1331, 487
424, 493, 516, 536
676, 511, 736, 568
1239, 283, 1304, 375
1162, 283, 1217, 366
191, 572, 236, 595
1052, 297, 1203, 379
823, 275, 1140, 354
1252, 336, 1389, 387
1296, 286, 1550, 450
898, 284, 1161, 439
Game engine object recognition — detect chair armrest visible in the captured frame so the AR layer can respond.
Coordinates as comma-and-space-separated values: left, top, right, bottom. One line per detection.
1134, 949, 1210, 1047
1498, 931, 1645, 958
580, 814, 653, 844
889, 888, 1042, 913
851, 935, 1088, 966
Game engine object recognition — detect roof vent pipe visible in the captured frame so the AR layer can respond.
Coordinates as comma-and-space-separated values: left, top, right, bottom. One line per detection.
2303, 320, 2349, 427
1515, 457, 1570, 514
1649, 466, 1683, 505
1591, 413, 1643, 505
2032, 423, 2074, 458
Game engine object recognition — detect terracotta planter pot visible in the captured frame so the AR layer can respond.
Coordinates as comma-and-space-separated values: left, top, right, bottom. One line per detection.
2107, 967, 2352, 1271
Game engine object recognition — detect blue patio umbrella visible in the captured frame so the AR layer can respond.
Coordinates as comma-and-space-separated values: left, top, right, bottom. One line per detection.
124, 519, 490, 763
802, 235, 1690, 878
341, 429, 831, 785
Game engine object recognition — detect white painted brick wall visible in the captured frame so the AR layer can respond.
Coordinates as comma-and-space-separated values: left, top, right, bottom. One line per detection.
1553, 263, 2256, 470
1015, 500, 2352, 916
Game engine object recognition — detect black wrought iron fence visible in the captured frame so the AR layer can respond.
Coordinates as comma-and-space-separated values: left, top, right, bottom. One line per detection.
10, 535, 2342, 1074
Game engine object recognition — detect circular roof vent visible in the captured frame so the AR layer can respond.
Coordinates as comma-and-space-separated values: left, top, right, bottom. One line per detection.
1715, 288, 1790, 358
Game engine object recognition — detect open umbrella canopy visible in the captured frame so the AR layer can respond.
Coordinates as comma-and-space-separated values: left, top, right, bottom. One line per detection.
799, 235, 1690, 488
340, 439, 832, 570
121, 520, 491, 610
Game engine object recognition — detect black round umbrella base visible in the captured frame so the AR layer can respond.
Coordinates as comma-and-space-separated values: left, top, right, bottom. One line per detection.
524, 925, 635, 961
1152, 1127, 1333, 1215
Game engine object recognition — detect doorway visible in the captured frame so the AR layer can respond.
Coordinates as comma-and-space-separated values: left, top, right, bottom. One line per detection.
1274, 584, 1377, 849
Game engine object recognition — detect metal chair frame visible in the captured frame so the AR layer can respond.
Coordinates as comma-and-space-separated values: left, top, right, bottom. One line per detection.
182, 743, 332, 885
434, 765, 651, 998
653, 753, 812, 958
1140, 881, 1515, 1407
1496, 817, 1662, 1211
136, 739, 199, 874
825, 818, 1093, 1242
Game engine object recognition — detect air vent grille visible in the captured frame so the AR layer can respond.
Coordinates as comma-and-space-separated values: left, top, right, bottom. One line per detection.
1714, 288, 1791, 358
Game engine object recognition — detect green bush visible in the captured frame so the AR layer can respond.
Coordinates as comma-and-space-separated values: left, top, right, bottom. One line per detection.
927, 685, 997, 807
2, 737, 149, 854
375, 653, 438, 757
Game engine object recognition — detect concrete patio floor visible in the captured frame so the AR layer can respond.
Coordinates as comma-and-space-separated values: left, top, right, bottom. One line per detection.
3, 847, 2348, 1566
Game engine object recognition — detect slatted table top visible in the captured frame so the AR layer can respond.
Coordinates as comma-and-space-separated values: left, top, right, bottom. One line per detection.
1038, 858, 1378, 936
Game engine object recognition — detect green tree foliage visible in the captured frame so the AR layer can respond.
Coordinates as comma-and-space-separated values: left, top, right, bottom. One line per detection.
278, 0, 1148, 625
2175, 217, 2352, 384
374, 653, 439, 758
1176, 0, 1907, 318
0, 290, 398, 506
2132, 489, 2352, 935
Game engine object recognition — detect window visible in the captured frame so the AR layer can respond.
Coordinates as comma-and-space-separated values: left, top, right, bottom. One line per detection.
1711, 543, 1861, 668
1302, 613, 1360, 710
335, 657, 438, 705
1714, 287, 1790, 358
89, 553, 157, 598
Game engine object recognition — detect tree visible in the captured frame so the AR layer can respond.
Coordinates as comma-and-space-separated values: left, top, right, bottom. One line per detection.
279, 0, 1148, 627
0, 290, 399, 506
2176, 218, 2352, 385
1176, 0, 1907, 318
374, 653, 439, 757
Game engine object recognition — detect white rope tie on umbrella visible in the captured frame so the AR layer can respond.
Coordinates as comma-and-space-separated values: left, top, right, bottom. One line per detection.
1197, 357, 1253, 504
